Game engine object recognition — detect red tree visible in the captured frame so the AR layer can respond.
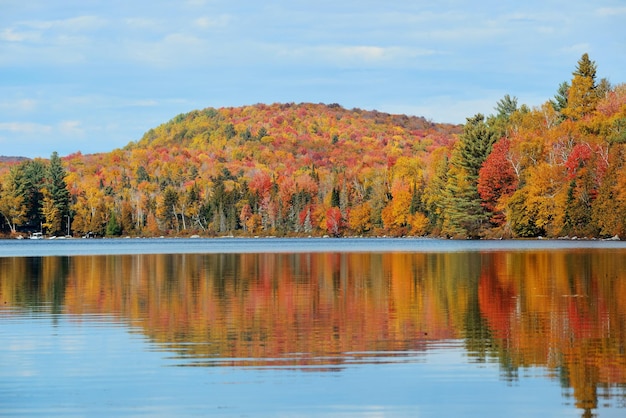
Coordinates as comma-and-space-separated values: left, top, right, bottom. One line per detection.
477, 138, 518, 227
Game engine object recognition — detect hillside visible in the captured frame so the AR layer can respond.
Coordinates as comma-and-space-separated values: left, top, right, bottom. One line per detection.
125, 102, 460, 177
1, 54, 625, 239
56, 102, 461, 237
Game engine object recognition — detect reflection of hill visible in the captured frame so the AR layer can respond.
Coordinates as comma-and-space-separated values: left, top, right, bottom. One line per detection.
1, 250, 626, 413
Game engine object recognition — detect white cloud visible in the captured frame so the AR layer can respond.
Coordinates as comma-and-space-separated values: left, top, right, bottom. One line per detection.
560, 43, 592, 55
194, 15, 231, 29
21, 15, 107, 32
125, 32, 212, 68
123, 17, 161, 31
0, 122, 52, 135
59, 120, 84, 136
0, 99, 38, 112
596, 7, 626, 17
276, 44, 438, 68
0, 28, 37, 42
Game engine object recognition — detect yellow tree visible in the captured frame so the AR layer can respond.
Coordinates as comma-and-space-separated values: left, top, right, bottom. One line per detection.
0, 166, 27, 234
381, 180, 412, 236
348, 202, 372, 235
563, 53, 598, 121
41, 188, 61, 234
511, 162, 568, 237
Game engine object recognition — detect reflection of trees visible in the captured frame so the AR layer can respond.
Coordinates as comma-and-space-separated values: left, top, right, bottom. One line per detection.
476, 251, 626, 417
0, 256, 69, 314
1, 250, 626, 414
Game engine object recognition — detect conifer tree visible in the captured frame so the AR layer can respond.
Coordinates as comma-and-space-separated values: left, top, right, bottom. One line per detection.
442, 114, 498, 238
563, 53, 598, 120
21, 159, 46, 231
43, 152, 70, 235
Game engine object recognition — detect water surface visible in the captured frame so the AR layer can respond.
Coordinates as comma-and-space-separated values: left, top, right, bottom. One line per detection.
1, 239, 625, 417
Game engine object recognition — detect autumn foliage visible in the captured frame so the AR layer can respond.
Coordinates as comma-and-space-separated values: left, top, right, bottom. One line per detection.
1, 54, 625, 239
2, 249, 625, 412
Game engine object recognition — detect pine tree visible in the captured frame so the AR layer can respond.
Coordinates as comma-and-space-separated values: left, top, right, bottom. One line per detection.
44, 152, 70, 235
442, 114, 498, 238
490, 94, 518, 138
22, 159, 46, 230
330, 188, 341, 208
563, 53, 599, 120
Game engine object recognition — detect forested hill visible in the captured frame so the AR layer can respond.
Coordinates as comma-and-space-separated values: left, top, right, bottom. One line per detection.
1, 54, 625, 239
126, 102, 460, 170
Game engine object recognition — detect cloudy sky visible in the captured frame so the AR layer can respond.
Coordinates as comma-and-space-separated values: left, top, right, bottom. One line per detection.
1, 0, 624, 158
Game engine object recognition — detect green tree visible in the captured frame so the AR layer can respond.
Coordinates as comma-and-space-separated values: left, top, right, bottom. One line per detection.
224, 123, 236, 139
106, 211, 122, 236
442, 114, 498, 237
330, 188, 340, 208
490, 94, 518, 138
43, 152, 70, 235
22, 159, 46, 231
551, 81, 570, 113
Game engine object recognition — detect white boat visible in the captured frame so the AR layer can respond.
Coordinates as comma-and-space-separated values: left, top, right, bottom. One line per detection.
29, 232, 43, 240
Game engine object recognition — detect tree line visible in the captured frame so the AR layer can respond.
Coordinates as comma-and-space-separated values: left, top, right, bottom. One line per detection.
1, 54, 625, 239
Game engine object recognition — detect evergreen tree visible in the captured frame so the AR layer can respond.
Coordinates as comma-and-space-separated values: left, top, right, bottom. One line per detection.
330, 188, 341, 208
573, 53, 597, 80
494, 94, 518, 119
44, 152, 70, 235
490, 94, 518, 138
563, 53, 599, 120
22, 159, 46, 231
442, 114, 498, 238
551, 81, 570, 121
106, 211, 122, 236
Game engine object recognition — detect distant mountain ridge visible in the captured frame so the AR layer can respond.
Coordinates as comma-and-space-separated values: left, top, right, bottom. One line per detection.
0, 156, 29, 163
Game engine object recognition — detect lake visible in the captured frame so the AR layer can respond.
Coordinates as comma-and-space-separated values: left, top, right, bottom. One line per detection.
1, 238, 625, 417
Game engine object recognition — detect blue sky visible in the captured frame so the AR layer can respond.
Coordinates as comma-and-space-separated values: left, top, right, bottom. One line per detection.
1, 0, 624, 158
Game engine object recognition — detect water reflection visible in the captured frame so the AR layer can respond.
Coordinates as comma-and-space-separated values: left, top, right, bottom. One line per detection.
1, 250, 626, 416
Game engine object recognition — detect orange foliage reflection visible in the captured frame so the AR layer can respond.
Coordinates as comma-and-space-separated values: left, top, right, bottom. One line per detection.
478, 251, 626, 414
1, 250, 626, 414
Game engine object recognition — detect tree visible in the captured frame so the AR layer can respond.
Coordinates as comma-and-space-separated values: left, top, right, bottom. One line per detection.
41, 188, 61, 234
106, 211, 122, 236
442, 114, 498, 237
330, 188, 340, 208
21, 159, 46, 230
0, 165, 27, 234
477, 138, 518, 228
43, 152, 70, 235
157, 186, 179, 232
120, 200, 134, 235
563, 53, 598, 120
381, 180, 412, 236
506, 189, 538, 237
348, 202, 371, 235
422, 148, 449, 233
551, 81, 570, 113
512, 162, 567, 237
325, 207, 343, 236
591, 144, 626, 237
490, 95, 518, 138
